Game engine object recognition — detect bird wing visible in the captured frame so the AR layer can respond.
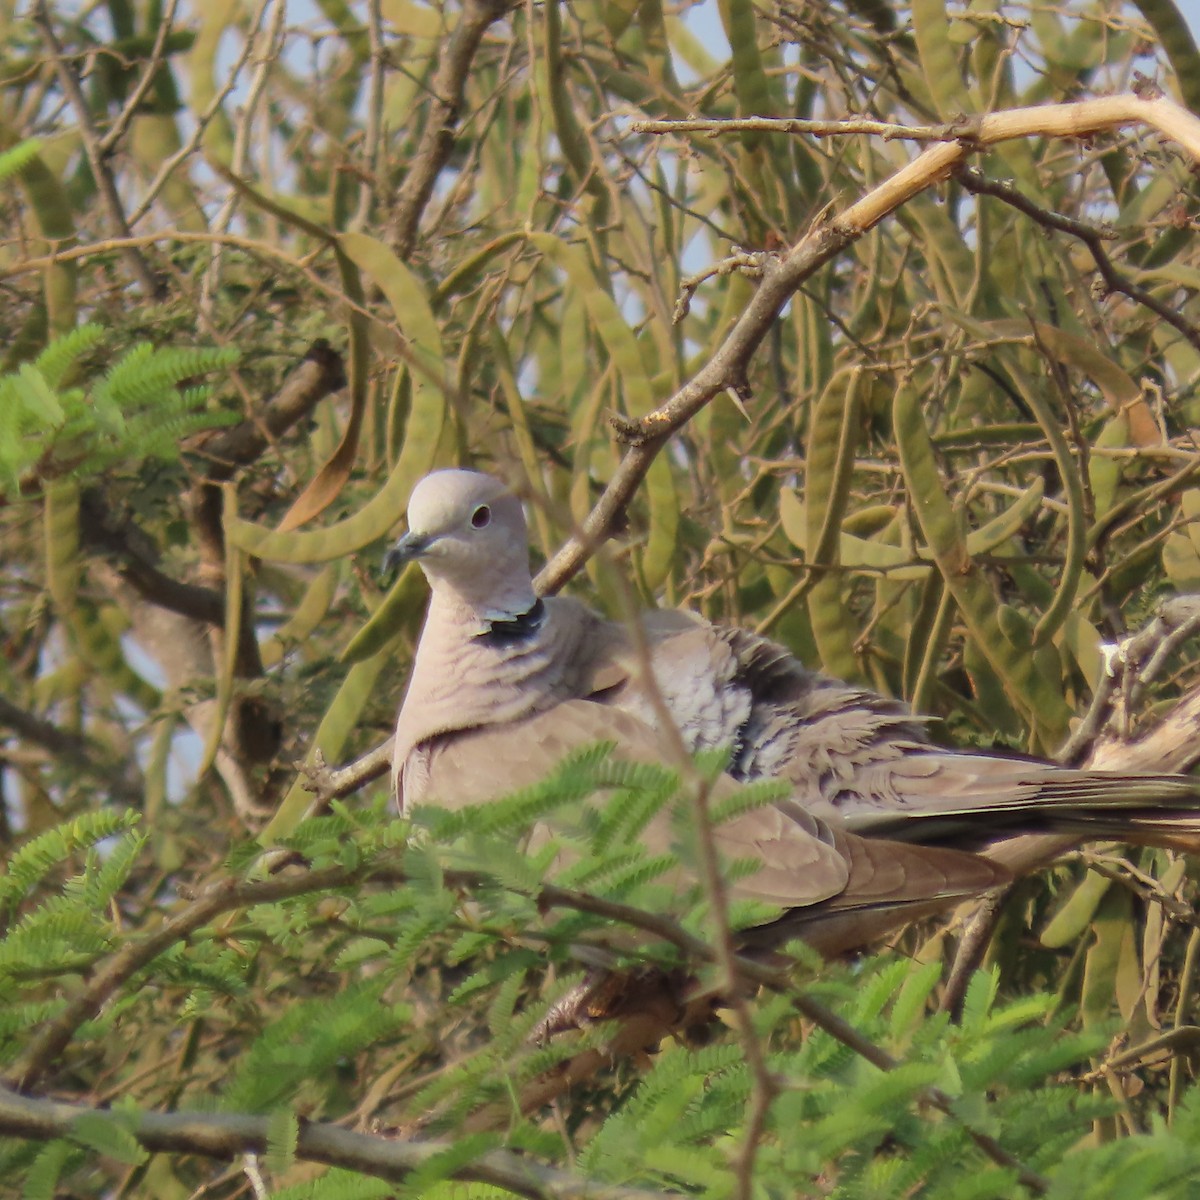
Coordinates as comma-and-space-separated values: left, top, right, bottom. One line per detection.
415, 697, 1011, 937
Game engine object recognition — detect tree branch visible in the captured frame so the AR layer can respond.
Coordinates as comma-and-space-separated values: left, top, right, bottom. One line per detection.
31, 0, 163, 297
537, 93, 1200, 593
6, 861, 377, 1090
390, 0, 514, 257
189, 339, 347, 482
633, 114, 992, 141
0, 696, 141, 805
0, 1084, 674, 1200
954, 164, 1200, 357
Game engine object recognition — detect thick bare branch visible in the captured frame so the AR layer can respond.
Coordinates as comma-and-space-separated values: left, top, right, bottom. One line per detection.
537, 93, 1200, 593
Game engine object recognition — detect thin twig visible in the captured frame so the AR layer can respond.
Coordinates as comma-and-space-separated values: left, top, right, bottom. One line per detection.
0, 696, 141, 805
788, 991, 1050, 1193
128, 0, 273, 228
98, 0, 180, 154
632, 114, 987, 142
351, 0, 386, 230
955, 164, 1200, 357
201, 0, 286, 316
31, 0, 162, 296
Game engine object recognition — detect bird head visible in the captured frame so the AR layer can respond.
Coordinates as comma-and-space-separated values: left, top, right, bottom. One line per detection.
383, 470, 537, 620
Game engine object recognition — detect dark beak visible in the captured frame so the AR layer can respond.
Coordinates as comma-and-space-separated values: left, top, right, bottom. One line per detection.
382, 531, 433, 577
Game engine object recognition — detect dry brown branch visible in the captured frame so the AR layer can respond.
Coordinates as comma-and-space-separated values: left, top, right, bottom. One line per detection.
30, 0, 162, 297
0, 1084, 674, 1200
390, 0, 515, 257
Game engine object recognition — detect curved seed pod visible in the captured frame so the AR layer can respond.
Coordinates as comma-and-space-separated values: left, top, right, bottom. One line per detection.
260, 566, 340, 670
432, 234, 522, 311
908, 578, 956, 714
227, 237, 447, 562
1132, 0, 1200, 114
1040, 869, 1113, 950
45, 480, 160, 711
999, 357, 1086, 650
11, 146, 77, 334
227, 454, 415, 564
272, 239, 373, 531
198, 484, 244, 777
489, 326, 554, 560
912, 0, 966, 121
1081, 886, 1140, 1029
894, 383, 1070, 747
340, 559, 427, 666
340, 231, 445, 464
804, 369, 865, 681
186, 0, 237, 164
902, 194, 977, 309
782, 477, 1044, 579
718, 0, 773, 152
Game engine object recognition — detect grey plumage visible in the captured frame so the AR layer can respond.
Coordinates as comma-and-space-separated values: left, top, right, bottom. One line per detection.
388, 469, 1200, 954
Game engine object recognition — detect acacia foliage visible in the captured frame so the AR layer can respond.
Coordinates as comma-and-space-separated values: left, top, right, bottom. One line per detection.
2, 0, 1200, 1195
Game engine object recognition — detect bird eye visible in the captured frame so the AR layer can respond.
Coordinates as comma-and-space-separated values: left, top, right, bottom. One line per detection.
470, 504, 491, 529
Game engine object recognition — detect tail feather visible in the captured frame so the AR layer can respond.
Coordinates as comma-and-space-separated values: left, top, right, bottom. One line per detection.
842, 763, 1200, 849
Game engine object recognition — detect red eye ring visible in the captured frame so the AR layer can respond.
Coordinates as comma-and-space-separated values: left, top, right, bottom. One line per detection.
471, 505, 491, 529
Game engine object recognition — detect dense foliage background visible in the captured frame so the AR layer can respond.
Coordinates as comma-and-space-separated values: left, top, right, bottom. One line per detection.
5, 0, 1200, 1195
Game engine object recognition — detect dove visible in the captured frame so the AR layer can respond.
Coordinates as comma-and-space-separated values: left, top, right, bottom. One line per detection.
385, 468, 1200, 954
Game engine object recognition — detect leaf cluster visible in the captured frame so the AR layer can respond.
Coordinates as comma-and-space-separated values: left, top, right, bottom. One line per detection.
0, 773, 1196, 1197
0, 323, 238, 494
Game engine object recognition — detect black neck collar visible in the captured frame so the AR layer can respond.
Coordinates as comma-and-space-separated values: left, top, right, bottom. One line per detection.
477, 597, 545, 644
